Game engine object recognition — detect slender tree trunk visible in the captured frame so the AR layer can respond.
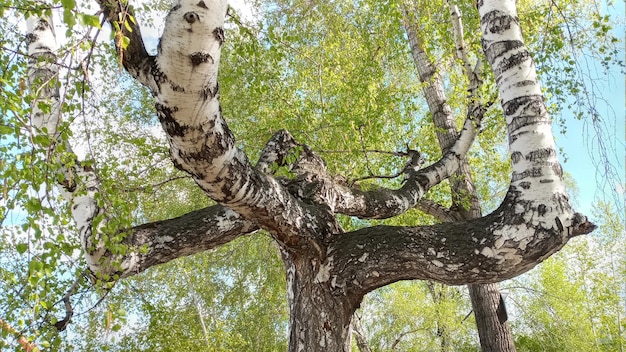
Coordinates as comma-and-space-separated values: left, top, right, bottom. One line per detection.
403, 3, 517, 351
469, 284, 516, 351
352, 314, 373, 352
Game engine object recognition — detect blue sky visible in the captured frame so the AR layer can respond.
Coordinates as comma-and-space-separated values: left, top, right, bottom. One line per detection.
556, 1, 625, 218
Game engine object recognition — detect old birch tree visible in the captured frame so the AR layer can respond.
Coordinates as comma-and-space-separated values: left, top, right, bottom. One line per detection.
3, 0, 611, 350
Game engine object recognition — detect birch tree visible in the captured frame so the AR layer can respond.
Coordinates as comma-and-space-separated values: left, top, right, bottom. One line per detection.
2, 0, 610, 350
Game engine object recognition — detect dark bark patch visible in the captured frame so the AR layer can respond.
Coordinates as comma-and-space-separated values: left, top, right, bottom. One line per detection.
494, 50, 531, 78
156, 103, 187, 137
171, 157, 185, 172
511, 167, 542, 182
190, 52, 214, 66
537, 204, 547, 216
171, 4, 181, 11
213, 27, 225, 46
201, 82, 219, 100
526, 147, 555, 162
34, 19, 51, 32
180, 130, 235, 167
551, 163, 563, 178
170, 82, 185, 92
502, 95, 545, 117
511, 151, 523, 164
514, 80, 535, 88
25, 33, 37, 45
483, 40, 524, 64
554, 217, 564, 232
184, 11, 200, 24
150, 61, 168, 92
519, 181, 531, 189
197, 1, 208, 9
481, 10, 519, 34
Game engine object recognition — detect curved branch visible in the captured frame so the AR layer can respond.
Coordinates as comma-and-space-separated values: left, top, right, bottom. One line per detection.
313, 0, 597, 301
326, 189, 594, 297
95, 0, 155, 87
103, 204, 258, 279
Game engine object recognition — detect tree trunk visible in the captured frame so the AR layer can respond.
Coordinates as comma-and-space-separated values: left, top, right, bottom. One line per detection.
469, 284, 516, 351
281, 250, 357, 352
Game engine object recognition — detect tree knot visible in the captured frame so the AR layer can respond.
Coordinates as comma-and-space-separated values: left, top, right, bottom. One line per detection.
569, 212, 596, 237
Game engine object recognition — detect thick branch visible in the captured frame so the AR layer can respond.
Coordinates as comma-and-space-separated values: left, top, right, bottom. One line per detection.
415, 198, 464, 222
325, 189, 594, 297
105, 204, 258, 278
315, 0, 597, 301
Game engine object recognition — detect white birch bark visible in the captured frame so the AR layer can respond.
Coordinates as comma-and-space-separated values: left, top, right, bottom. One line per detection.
27, 16, 119, 276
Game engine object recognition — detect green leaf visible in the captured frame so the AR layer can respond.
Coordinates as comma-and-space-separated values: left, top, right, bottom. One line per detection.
79, 14, 101, 28
121, 35, 131, 50
63, 9, 76, 29
61, 0, 76, 10
16, 243, 28, 254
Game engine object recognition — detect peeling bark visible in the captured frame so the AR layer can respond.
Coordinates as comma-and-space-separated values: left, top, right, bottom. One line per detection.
282, 250, 356, 352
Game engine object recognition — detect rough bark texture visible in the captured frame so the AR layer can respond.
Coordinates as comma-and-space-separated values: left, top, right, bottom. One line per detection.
469, 284, 516, 351
282, 251, 356, 352
26, 0, 597, 351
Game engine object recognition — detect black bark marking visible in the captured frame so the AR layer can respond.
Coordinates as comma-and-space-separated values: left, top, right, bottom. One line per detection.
197, 1, 208, 8
514, 80, 535, 88
494, 50, 531, 79
170, 82, 185, 92
511, 151, 523, 164
34, 19, 51, 32
150, 61, 168, 92
201, 82, 219, 100
511, 167, 542, 182
180, 133, 233, 165
519, 181, 531, 189
552, 193, 570, 213
213, 27, 225, 46
502, 95, 545, 117
555, 217, 564, 232
552, 163, 563, 178
483, 40, 524, 64
25, 33, 37, 45
190, 52, 214, 66
481, 10, 519, 34
539, 179, 554, 183
184, 11, 200, 24
508, 115, 551, 136
537, 204, 547, 217
526, 147, 555, 162
171, 4, 181, 11
156, 103, 187, 137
